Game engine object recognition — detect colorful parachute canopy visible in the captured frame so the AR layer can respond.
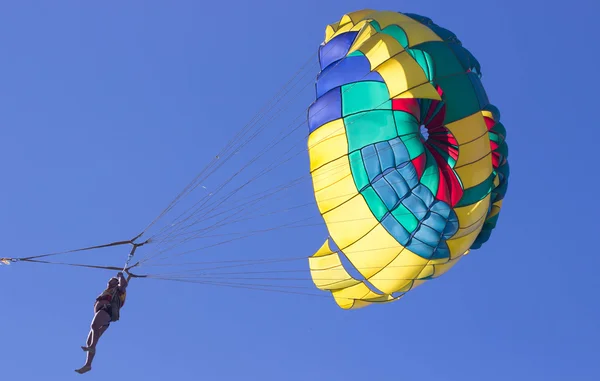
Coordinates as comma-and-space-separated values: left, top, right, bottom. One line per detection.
307, 10, 509, 309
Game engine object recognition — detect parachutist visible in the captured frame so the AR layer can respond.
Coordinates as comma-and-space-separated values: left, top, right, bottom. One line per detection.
75, 272, 128, 374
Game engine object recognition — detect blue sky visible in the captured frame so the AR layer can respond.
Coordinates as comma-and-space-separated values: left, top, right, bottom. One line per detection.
1, 1, 598, 380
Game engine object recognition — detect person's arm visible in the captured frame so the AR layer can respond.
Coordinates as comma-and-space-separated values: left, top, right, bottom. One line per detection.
117, 272, 128, 291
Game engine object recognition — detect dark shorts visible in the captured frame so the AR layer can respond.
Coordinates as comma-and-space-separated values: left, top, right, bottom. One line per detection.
99, 304, 113, 325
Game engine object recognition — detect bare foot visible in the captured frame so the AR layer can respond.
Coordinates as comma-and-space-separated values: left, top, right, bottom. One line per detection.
75, 365, 92, 374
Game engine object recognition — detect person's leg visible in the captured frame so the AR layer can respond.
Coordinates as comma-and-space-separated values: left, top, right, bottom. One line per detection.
82, 323, 108, 350
75, 310, 110, 374
88, 310, 110, 350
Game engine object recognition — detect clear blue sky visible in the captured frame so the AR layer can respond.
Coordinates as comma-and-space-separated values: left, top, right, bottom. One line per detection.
1, 1, 598, 380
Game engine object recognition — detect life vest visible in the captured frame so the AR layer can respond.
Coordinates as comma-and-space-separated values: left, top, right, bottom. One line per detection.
96, 286, 126, 321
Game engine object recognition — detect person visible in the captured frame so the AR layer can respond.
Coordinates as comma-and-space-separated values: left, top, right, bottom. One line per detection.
75, 272, 128, 374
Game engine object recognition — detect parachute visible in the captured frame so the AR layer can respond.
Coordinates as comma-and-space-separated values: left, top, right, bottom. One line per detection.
306, 10, 509, 309
2, 9, 508, 312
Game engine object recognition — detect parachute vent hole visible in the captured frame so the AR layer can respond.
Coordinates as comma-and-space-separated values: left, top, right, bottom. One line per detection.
419, 125, 430, 141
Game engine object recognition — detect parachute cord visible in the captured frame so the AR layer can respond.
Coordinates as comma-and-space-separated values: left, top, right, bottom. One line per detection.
0, 257, 147, 278
19, 240, 133, 261
1, 233, 151, 278
12, 232, 148, 262
136, 52, 319, 239
122, 239, 150, 272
